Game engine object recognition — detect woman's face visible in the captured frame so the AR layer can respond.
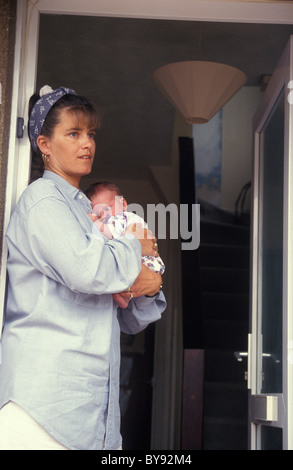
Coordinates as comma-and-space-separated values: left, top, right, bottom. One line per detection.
38, 108, 97, 188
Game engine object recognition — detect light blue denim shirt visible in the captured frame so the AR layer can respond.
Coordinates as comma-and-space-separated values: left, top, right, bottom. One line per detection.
0, 171, 166, 450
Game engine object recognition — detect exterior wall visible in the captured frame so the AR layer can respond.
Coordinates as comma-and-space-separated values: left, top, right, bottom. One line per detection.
0, 0, 17, 267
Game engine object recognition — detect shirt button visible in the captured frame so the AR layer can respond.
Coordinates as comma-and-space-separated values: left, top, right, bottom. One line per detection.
78, 194, 83, 199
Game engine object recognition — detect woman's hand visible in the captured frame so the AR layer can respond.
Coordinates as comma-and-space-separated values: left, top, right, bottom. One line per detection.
125, 223, 159, 257
129, 264, 162, 298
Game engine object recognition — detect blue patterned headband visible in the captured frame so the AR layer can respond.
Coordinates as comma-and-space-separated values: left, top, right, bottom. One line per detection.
29, 85, 77, 152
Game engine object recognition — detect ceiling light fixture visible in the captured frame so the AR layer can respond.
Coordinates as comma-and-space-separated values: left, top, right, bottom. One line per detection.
153, 61, 247, 124
152, 26, 247, 124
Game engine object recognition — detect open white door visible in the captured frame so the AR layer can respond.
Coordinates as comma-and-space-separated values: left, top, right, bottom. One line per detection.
249, 35, 293, 450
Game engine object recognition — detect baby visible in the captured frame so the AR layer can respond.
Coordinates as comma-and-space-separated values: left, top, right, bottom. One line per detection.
85, 181, 165, 308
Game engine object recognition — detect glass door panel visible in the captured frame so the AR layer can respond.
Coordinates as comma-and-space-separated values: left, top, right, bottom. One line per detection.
261, 427, 283, 450
259, 90, 284, 396
250, 35, 293, 450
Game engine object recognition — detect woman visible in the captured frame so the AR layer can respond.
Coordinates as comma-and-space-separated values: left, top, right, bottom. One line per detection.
0, 86, 166, 450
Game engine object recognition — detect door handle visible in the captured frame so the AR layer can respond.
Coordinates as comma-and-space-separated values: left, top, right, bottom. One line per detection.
234, 351, 248, 362
234, 351, 280, 363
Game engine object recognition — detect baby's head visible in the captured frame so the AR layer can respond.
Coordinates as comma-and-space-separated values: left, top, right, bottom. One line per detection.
85, 181, 127, 220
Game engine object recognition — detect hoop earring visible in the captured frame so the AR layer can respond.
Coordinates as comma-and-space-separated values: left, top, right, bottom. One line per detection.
42, 153, 49, 165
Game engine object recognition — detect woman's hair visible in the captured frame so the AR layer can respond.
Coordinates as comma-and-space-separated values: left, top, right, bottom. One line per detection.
28, 91, 100, 182
85, 181, 122, 201
28, 92, 100, 145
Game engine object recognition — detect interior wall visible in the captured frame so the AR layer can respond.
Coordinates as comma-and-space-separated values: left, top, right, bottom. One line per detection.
164, 86, 262, 214
221, 86, 263, 212
189, 86, 262, 213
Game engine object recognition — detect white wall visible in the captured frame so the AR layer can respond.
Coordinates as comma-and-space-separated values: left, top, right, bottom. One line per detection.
221, 86, 262, 212
172, 86, 262, 214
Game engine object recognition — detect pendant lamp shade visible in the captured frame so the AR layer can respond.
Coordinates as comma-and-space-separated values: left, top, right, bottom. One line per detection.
153, 61, 247, 124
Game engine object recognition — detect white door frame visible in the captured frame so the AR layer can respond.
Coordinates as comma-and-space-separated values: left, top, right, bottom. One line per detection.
2, 0, 293, 449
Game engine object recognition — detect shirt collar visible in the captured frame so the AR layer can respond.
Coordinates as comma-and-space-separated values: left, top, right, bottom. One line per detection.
42, 170, 80, 197
42, 171, 92, 211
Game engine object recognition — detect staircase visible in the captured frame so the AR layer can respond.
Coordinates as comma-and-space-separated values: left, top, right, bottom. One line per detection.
199, 204, 250, 450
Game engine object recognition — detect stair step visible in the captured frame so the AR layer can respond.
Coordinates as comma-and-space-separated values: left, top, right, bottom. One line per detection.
199, 199, 250, 227
197, 211, 250, 449
200, 244, 250, 269
202, 292, 249, 321
201, 220, 250, 246
203, 417, 248, 450
201, 267, 249, 294
204, 382, 248, 420
203, 319, 248, 350
204, 349, 248, 384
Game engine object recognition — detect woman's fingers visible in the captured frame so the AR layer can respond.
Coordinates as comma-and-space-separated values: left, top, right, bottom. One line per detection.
126, 223, 153, 239
125, 224, 159, 257
129, 264, 162, 297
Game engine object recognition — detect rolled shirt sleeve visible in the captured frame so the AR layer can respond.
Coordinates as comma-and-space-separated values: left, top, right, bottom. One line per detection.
118, 291, 166, 335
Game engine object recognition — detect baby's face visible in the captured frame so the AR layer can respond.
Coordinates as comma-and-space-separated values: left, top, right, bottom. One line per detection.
91, 189, 124, 219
